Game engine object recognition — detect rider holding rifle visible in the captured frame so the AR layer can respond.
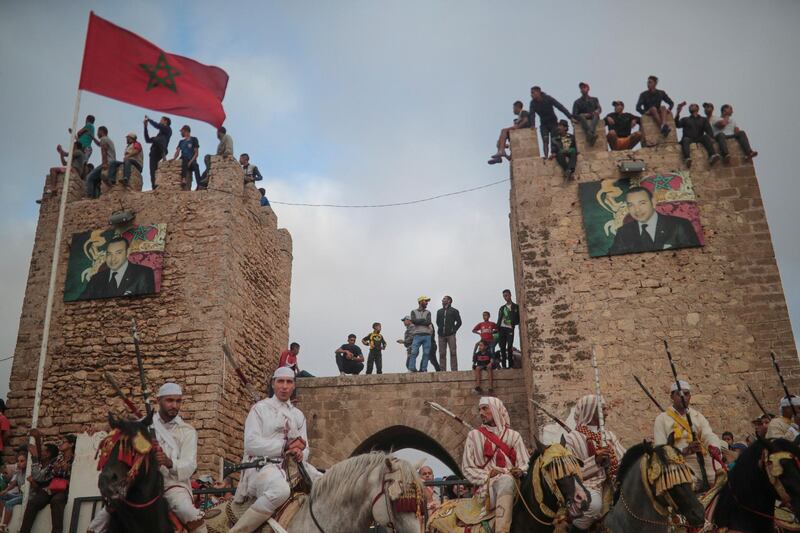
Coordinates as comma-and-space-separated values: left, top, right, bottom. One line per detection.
766, 395, 800, 440
653, 380, 727, 491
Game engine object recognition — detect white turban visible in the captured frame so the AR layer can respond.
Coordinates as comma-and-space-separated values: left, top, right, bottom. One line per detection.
479, 397, 511, 432
157, 382, 182, 397
779, 396, 800, 409
670, 380, 691, 393
272, 366, 295, 380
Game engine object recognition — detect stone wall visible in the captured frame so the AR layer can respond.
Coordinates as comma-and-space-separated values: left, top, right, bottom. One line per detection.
508, 119, 799, 445
6, 156, 292, 473
298, 370, 529, 474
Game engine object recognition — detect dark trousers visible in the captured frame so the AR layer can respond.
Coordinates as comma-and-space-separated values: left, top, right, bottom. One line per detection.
148, 145, 166, 188
366, 349, 383, 374
539, 122, 556, 156
180, 157, 201, 189
680, 135, 715, 159
335, 353, 364, 375
577, 114, 599, 138
19, 489, 67, 533
497, 327, 515, 368
714, 131, 753, 157
556, 150, 577, 172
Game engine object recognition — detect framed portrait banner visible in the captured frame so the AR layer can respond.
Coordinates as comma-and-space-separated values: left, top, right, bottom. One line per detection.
63, 224, 166, 302
578, 172, 704, 257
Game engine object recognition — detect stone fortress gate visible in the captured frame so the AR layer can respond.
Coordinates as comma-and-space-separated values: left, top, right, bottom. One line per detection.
6, 115, 799, 478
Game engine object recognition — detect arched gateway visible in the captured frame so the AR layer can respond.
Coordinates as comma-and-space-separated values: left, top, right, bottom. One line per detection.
298, 371, 530, 472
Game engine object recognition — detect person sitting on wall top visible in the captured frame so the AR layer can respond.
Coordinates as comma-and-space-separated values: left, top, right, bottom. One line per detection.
675, 102, 720, 168
605, 100, 642, 151
488, 101, 530, 165
572, 82, 602, 146
551, 119, 578, 182
635, 75, 674, 138
706, 103, 758, 162
334, 334, 365, 375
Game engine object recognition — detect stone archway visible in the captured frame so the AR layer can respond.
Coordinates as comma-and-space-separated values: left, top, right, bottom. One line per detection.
352, 424, 463, 476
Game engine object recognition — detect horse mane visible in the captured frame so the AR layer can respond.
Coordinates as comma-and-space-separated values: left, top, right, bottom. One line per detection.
107, 411, 153, 437
614, 440, 653, 503
311, 452, 414, 503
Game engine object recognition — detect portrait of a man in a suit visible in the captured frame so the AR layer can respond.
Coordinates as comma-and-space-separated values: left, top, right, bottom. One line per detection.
607, 186, 700, 256
79, 236, 156, 299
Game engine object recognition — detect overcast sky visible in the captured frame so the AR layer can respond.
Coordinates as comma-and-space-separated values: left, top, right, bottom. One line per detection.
2, 1, 799, 476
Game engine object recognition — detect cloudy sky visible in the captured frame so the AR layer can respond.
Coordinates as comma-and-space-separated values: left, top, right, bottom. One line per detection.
2, 1, 799, 475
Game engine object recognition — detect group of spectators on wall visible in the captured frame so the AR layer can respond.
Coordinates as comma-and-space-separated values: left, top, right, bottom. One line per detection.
275, 290, 523, 393
45, 114, 271, 206
489, 75, 759, 180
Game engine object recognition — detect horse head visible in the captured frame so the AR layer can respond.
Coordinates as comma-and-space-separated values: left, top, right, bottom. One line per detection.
369, 456, 426, 533
761, 437, 800, 514
530, 439, 590, 520
645, 444, 705, 528
97, 411, 157, 507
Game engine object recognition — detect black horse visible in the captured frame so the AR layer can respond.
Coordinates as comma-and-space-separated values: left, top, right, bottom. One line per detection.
511, 442, 590, 533
605, 441, 704, 532
97, 413, 174, 533
709, 437, 800, 533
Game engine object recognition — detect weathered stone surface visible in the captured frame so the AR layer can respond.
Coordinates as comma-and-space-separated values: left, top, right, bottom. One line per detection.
509, 125, 798, 445
7, 156, 291, 474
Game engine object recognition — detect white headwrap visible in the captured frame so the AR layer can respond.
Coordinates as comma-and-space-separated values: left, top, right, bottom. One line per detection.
779, 396, 800, 409
539, 394, 604, 444
157, 382, 182, 397
670, 380, 691, 393
479, 397, 511, 433
272, 366, 295, 380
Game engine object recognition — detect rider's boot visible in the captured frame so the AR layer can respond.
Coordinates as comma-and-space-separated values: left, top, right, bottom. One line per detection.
229, 507, 271, 533
494, 494, 514, 533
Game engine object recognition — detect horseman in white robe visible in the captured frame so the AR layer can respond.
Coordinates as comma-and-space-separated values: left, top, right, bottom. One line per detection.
230, 366, 322, 533
89, 382, 206, 533
653, 380, 727, 491
462, 397, 529, 533
766, 395, 800, 440
562, 394, 625, 532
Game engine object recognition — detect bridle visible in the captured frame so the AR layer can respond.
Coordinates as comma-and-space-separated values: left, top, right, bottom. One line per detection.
619, 446, 697, 532
97, 428, 162, 511
308, 457, 426, 533
517, 443, 583, 526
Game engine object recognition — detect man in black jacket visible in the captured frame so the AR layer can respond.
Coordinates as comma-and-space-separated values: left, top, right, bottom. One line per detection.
143, 115, 172, 189
496, 289, 520, 369
675, 102, 720, 168
635, 75, 674, 138
551, 120, 578, 181
436, 295, 462, 371
572, 82, 601, 145
80, 237, 156, 300
529, 86, 573, 158
607, 187, 700, 256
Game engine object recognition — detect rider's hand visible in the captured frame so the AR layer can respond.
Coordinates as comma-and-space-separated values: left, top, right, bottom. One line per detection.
595, 447, 611, 467
510, 467, 523, 479
155, 449, 173, 469
684, 441, 702, 455
489, 468, 503, 478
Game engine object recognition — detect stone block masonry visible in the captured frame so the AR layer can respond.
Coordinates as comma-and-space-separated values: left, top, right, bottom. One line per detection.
509, 118, 798, 446
6, 155, 292, 474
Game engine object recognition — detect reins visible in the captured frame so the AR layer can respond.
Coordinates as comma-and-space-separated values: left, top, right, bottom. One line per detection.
121, 491, 163, 509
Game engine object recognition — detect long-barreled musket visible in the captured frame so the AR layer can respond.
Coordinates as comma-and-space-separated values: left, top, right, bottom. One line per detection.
529, 399, 572, 433
746, 384, 768, 417
634, 375, 665, 412
131, 319, 152, 420
222, 341, 261, 403
425, 401, 473, 430
104, 371, 143, 418
590, 346, 607, 447
664, 339, 709, 491
771, 351, 797, 419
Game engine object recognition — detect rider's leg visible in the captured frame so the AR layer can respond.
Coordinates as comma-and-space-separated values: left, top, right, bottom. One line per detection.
231, 466, 291, 533
490, 474, 515, 533
165, 485, 207, 532
86, 507, 110, 533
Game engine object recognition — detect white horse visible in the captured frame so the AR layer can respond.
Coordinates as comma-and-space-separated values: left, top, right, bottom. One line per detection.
208, 452, 426, 533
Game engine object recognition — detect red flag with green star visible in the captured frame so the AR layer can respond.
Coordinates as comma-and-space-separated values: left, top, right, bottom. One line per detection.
78, 12, 228, 127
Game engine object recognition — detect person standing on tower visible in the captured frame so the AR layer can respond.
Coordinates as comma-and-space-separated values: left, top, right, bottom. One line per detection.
496, 289, 519, 369
436, 295, 462, 371
143, 115, 172, 189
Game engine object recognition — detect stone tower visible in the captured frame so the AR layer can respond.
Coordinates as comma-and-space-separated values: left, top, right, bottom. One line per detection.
508, 119, 798, 443
6, 157, 291, 472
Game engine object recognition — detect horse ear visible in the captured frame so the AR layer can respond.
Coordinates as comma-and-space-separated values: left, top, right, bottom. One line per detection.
560, 434, 567, 446
533, 436, 546, 454
667, 432, 675, 447
413, 459, 425, 472
385, 457, 394, 471
108, 412, 118, 429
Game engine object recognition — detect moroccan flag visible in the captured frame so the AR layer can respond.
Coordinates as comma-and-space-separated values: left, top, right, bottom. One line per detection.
79, 12, 228, 127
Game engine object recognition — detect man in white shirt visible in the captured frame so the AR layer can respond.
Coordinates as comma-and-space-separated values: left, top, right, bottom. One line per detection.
766, 395, 800, 440
563, 394, 626, 532
230, 367, 322, 533
653, 380, 727, 491
89, 382, 206, 533
704, 103, 758, 162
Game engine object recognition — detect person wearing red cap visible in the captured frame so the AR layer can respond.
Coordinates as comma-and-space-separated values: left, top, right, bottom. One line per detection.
572, 82, 601, 145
